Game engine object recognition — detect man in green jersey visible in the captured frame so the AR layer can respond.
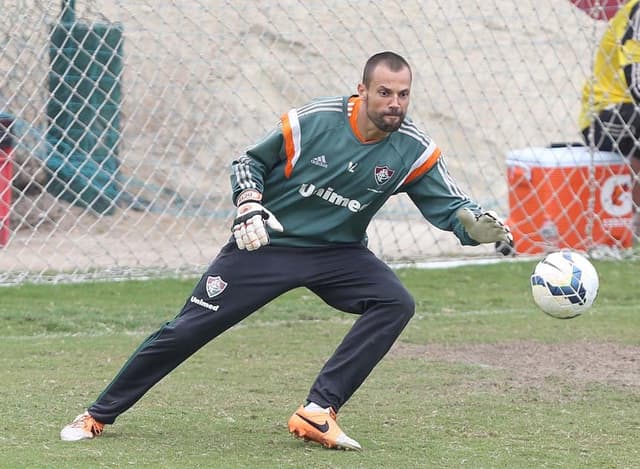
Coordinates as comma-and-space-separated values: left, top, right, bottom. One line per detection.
61, 51, 512, 450
579, 0, 640, 233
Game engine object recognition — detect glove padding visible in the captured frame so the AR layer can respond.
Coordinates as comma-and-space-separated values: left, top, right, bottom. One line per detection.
232, 202, 284, 251
456, 208, 513, 247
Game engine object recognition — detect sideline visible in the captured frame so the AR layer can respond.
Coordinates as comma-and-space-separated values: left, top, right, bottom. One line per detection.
391, 255, 538, 270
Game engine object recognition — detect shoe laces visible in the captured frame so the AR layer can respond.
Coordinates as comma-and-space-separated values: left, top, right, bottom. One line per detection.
73, 413, 104, 436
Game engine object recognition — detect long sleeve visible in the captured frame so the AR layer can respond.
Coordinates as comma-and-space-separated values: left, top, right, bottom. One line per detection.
402, 155, 483, 246
230, 127, 284, 205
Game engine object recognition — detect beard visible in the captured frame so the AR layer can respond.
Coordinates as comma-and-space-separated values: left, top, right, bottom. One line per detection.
368, 110, 405, 133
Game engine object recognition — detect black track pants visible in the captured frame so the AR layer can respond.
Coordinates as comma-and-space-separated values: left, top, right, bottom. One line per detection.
89, 242, 415, 423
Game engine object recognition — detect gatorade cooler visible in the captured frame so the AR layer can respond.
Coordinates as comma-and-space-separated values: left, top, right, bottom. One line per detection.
506, 145, 633, 254
0, 117, 13, 247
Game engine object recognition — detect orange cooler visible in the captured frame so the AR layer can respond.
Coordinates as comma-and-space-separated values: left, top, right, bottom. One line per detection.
506, 146, 633, 254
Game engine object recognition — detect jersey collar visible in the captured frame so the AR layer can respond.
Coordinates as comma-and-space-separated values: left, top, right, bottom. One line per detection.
347, 96, 384, 144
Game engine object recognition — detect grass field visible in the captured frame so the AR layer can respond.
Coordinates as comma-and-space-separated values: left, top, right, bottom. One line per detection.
1, 259, 639, 468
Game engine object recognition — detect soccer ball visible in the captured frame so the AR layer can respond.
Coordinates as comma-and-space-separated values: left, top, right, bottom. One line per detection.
530, 251, 599, 319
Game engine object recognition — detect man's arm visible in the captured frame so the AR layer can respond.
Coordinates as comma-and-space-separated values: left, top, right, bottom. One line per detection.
229, 126, 287, 250
230, 126, 285, 205
622, 7, 640, 102
403, 156, 512, 247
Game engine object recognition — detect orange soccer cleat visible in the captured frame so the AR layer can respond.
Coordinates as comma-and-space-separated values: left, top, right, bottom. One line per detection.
288, 405, 361, 450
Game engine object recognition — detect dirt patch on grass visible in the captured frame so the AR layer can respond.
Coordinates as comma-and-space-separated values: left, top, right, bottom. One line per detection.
392, 341, 640, 389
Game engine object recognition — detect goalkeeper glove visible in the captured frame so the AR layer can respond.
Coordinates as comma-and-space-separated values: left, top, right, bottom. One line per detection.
456, 208, 513, 248
232, 192, 283, 251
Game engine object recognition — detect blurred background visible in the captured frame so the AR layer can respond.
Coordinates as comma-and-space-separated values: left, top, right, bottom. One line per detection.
0, 0, 634, 284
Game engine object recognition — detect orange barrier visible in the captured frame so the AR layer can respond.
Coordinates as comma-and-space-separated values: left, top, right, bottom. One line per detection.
506, 146, 632, 254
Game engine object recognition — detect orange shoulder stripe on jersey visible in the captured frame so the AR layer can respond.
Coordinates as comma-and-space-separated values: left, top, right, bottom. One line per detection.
403, 147, 441, 185
281, 111, 296, 178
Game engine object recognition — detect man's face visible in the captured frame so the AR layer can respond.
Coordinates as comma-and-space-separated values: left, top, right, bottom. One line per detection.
359, 64, 412, 134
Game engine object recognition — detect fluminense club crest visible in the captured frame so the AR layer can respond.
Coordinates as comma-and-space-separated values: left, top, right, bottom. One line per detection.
206, 275, 228, 298
374, 165, 395, 185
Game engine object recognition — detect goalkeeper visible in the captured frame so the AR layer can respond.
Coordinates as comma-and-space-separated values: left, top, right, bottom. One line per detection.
61, 51, 512, 450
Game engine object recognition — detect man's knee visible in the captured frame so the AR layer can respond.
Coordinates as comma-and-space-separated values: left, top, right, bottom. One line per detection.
394, 288, 415, 322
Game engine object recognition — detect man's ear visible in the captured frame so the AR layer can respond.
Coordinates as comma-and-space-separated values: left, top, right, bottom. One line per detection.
357, 82, 366, 99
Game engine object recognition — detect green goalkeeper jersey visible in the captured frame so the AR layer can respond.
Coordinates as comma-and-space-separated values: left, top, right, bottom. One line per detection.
231, 95, 482, 247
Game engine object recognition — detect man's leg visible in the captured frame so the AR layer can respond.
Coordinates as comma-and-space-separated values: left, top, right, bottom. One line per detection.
303, 246, 415, 411
583, 104, 640, 237
62, 243, 300, 440
288, 245, 414, 450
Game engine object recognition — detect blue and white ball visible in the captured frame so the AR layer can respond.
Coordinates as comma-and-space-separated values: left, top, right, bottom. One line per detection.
530, 251, 599, 319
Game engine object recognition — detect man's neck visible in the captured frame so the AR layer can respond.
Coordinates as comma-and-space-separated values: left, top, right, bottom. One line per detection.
349, 97, 388, 143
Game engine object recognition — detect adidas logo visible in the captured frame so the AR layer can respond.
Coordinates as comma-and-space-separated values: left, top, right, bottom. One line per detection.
310, 155, 328, 168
